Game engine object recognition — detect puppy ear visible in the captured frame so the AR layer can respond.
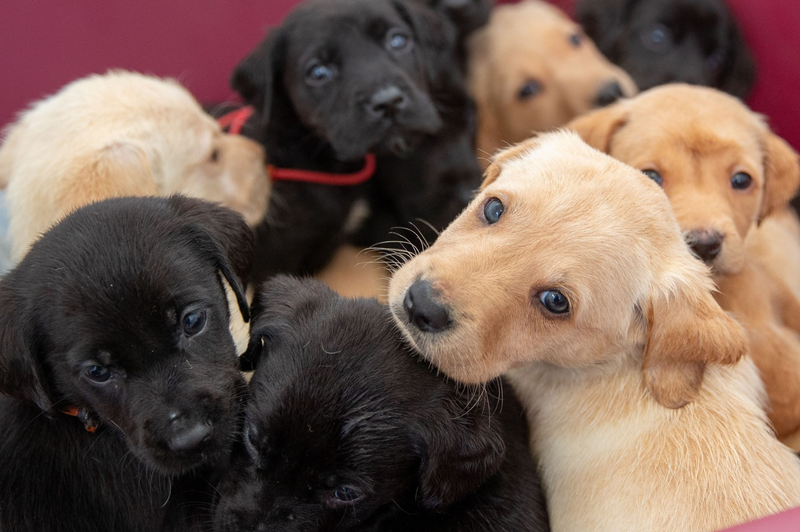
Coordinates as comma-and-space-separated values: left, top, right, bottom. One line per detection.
642, 262, 748, 409
480, 135, 542, 190
168, 196, 254, 322
392, 0, 459, 83
758, 131, 800, 223
0, 280, 53, 412
231, 28, 286, 125
566, 103, 628, 154
719, 22, 756, 100
413, 384, 506, 509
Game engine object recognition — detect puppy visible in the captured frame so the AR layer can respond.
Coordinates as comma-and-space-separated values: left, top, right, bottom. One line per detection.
468, 0, 637, 162
411, 0, 493, 67
388, 132, 800, 531
576, 0, 756, 98
0, 70, 270, 262
232, 0, 480, 286
567, 84, 800, 445
213, 276, 549, 532
0, 196, 251, 532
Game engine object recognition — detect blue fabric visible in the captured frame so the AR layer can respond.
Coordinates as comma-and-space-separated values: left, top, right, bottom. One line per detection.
0, 191, 10, 276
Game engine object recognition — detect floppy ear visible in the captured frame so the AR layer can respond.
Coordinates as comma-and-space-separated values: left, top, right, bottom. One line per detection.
56, 142, 156, 218
168, 196, 254, 322
392, 0, 459, 84
413, 385, 506, 509
718, 22, 756, 100
566, 103, 629, 154
575, 0, 629, 59
758, 131, 800, 223
480, 135, 542, 190
642, 263, 748, 409
0, 280, 53, 412
231, 28, 286, 125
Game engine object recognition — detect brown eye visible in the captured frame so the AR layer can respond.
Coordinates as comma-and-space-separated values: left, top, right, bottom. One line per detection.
209, 148, 220, 163
731, 172, 752, 190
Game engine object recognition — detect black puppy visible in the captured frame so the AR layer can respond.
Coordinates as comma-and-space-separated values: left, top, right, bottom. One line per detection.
411, 0, 493, 67
0, 196, 251, 532
231, 0, 480, 284
214, 277, 549, 532
577, 0, 756, 98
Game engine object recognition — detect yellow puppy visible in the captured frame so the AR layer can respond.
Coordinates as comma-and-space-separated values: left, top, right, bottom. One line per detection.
0, 70, 270, 262
468, 0, 636, 163
388, 131, 800, 532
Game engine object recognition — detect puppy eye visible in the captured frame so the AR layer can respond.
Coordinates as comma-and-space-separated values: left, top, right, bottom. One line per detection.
569, 33, 582, 47
85, 364, 113, 384
305, 61, 336, 86
209, 148, 220, 163
639, 23, 673, 52
518, 80, 543, 100
386, 29, 412, 52
539, 290, 570, 314
642, 169, 663, 187
182, 309, 207, 336
731, 172, 752, 190
482, 197, 505, 224
330, 485, 363, 507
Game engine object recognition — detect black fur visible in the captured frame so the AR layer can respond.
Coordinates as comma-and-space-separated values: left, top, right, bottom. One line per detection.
0, 196, 251, 532
577, 0, 756, 98
409, 0, 493, 67
214, 277, 549, 532
229, 0, 481, 284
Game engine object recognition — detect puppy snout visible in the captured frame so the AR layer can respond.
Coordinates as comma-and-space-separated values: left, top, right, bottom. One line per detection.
404, 280, 451, 332
167, 413, 213, 453
595, 81, 625, 107
366, 86, 409, 118
687, 230, 724, 264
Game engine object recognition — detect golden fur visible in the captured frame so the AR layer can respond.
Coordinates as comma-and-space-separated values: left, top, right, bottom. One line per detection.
388, 131, 800, 531
568, 84, 800, 444
467, 0, 636, 164
0, 71, 270, 262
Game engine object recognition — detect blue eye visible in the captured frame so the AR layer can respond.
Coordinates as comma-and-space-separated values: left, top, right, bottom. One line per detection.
640, 23, 672, 52
518, 80, 543, 100
642, 169, 663, 187
333, 485, 362, 503
569, 33, 582, 47
182, 309, 207, 336
731, 172, 752, 190
86, 364, 112, 383
386, 29, 412, 52
539, 290, 570, 314
305, 62, 335, 86
483, 197, 505, 224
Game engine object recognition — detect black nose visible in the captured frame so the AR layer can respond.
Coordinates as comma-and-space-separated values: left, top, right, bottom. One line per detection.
403, 280, 451, 332
687, 230, 724, 264
367, 86, 408, 118
595, 81, 624, 107
167, 416, 212, 453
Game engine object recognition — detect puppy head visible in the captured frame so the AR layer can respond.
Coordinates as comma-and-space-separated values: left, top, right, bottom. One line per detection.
577, 0, 756, 98
232, 0, 457, 161
388, 132, 746, 408
215, 276, 506, 531
568, 84, 800, 276
468, 0, 637, 156
0, 196, 251, 474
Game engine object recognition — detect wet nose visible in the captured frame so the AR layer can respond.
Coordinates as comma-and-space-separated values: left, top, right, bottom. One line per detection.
403, 280, 451, 332
595, 81, 624, 107
687, 230, 724, 264
167, 414, 212, 453
367, 86, 408, 118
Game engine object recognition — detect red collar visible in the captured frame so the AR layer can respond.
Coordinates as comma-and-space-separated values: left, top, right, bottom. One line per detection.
217, 105, 377, 186
63, 406, 99, 433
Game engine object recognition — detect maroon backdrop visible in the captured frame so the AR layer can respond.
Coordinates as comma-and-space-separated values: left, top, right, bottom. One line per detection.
0, 0, 798, 151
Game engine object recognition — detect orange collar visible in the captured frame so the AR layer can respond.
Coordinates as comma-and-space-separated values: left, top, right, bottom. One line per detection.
217, 105, 377, 186
62, 406, 99, 433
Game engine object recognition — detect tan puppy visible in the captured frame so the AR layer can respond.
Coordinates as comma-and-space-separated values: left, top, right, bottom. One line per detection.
568, 84, 800, 444
388, 132, 800, 532
468, 0, 636, 164
0, 71, 270, 262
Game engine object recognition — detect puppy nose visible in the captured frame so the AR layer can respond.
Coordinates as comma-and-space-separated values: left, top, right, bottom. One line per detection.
404, 280, 451, 332
595, 81, 624, 107
168, 416, 212, 453
367, 86, 408, 118
687, 230, 724, 264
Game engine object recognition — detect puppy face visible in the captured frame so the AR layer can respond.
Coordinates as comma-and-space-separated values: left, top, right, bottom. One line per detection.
233, 0, 456, 161
568, 84, 800, 276
389, 132, 746, 408
577, 0, 756, 98
469, 0, 637, 155
0, 196, 251, 474
214, 277, 506, 531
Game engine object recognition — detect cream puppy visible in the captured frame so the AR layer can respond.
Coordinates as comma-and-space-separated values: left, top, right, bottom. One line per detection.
388, 131, 800, 532
0, 70, 270, 262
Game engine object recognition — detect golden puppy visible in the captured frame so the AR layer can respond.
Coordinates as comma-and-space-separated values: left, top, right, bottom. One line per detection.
0, 70, 270, 262
388, 132, 800, 532
567, 84, 800, 445
468, 0, 637, 164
